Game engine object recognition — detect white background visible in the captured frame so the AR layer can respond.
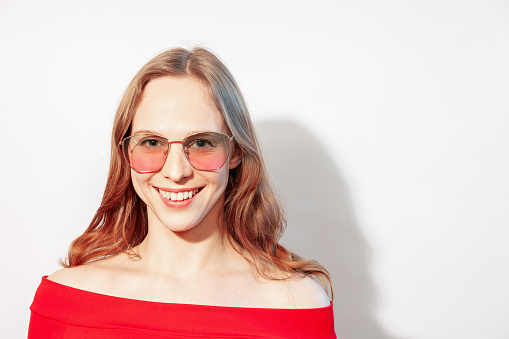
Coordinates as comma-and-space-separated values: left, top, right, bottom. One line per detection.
1, 1, 508, 338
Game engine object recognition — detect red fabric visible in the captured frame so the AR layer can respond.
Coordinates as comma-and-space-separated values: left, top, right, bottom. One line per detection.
29, 276, 336, 338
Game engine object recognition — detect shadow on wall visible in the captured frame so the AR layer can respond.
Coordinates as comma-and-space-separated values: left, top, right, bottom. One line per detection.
256, 119, 398, 339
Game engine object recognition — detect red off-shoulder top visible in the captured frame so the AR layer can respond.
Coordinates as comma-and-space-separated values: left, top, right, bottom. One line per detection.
29, 276, 336, 338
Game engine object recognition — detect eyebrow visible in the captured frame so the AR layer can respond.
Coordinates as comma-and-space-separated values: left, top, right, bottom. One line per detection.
132, 129, 220, 137
132, 129, 161, 135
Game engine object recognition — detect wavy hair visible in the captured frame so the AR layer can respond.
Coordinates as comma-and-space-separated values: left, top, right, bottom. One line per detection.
62, 47, 332, 298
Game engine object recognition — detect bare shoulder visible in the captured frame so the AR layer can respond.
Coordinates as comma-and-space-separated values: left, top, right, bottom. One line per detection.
259, 272, 331, 309
283, 275, 331, 308
47, 255, 126, 292
47, 267, 89, 291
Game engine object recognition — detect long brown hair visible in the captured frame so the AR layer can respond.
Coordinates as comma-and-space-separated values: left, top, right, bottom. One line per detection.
62, 47, 332, 298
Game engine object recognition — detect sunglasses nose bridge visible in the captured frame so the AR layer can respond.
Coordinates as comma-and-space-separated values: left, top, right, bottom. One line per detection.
160, 140, 192, 172
166, 140, 184, 148
165, 140, 187, 157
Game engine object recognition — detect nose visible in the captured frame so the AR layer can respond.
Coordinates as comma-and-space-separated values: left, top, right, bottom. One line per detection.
159, 142, 193, 182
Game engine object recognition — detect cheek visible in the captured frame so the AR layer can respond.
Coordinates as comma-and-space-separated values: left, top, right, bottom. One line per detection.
214, 169, 229, 194
203, 169, 229, 198
130, 171, 151, 202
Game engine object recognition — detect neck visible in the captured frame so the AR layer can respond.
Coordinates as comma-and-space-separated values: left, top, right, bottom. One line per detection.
132, 208, 240, 280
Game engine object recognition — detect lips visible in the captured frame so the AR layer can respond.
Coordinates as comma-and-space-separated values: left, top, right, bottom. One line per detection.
156, 187, 202, 202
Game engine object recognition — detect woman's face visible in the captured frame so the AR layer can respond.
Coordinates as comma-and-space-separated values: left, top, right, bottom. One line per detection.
130, 76, 240, 233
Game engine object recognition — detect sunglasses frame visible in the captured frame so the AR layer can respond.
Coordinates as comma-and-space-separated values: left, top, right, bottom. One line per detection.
120, 131, 234, 173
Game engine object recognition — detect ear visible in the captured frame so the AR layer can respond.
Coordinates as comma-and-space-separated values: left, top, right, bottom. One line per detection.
229, 144, 243, 169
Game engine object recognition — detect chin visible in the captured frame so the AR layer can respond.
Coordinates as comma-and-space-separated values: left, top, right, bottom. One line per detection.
153, 214, 202, 233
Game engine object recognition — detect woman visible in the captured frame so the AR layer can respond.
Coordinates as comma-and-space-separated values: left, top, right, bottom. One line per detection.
28, 47, 336, 338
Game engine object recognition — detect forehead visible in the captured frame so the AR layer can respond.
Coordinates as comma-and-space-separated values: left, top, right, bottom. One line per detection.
132, 76, 226, 136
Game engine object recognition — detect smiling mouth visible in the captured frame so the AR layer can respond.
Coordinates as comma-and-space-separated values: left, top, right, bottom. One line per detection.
156, 188, 202, 201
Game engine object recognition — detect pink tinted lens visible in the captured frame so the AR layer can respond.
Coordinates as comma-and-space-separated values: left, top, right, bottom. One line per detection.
124, 134, 168, 172
130, 150, 166, 172
188, 150, 227, 170
185, 133, 229, 170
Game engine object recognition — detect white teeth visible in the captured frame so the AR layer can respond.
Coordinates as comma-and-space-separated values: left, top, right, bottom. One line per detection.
158, 188, 200, 201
